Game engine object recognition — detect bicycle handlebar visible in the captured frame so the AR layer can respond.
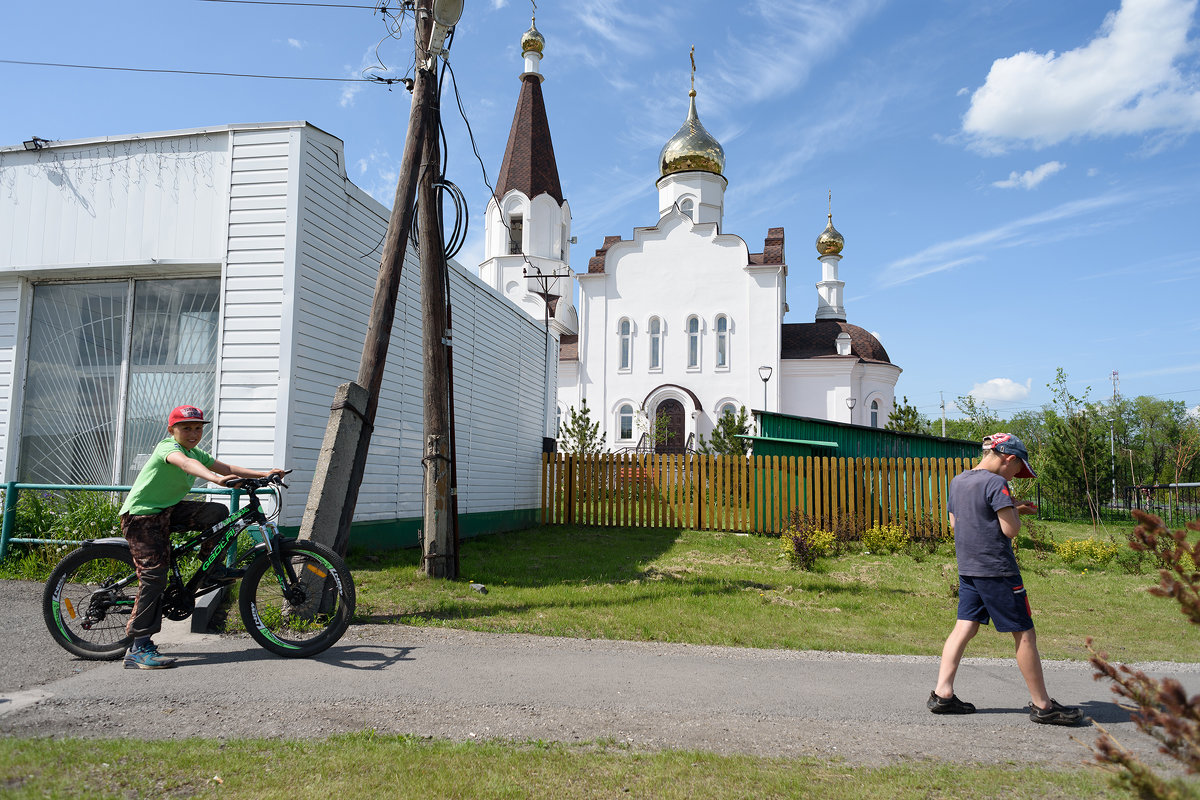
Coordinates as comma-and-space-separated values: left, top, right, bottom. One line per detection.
224, 470, 291, 491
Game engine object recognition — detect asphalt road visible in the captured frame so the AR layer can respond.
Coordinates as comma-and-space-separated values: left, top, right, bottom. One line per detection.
3, 578, 1198, 766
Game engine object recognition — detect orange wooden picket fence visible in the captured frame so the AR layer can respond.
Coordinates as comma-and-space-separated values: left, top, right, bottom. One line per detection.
541, 453, 976, 535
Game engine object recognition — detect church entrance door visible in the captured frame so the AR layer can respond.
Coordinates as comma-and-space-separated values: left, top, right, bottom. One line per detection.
654, 399, 686, 454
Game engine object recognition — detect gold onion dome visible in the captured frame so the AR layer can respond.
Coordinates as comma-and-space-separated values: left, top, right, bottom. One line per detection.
659, 91, 725, 177
816, 213, 844, 255
521, 20, 545, 54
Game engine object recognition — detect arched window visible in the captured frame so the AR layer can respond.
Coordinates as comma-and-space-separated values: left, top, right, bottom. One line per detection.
648, 316, 662, 370
720, 403, 737, 419
715, 315, 729, 368
618, 404, 634, 441
687, 316, 700, 369
679, 198, 694, 221
870, 399, 880, 429
556, 405, 563, 436
618, 318, 632, 371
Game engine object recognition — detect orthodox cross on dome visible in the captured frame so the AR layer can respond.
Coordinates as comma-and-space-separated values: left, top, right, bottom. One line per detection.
689, 45, 696, 97
531, 0, 536, 23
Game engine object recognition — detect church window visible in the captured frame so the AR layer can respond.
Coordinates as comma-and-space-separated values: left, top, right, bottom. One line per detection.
507, 214, 523, 255
687, 316, 700, 369
648, 317, 662, 370
720, 403, 736, 419
870, 399, 880, 429
715, 315, 729, 368
618, 404, 634, 441
680, 198, 694, 221
618, 318, 632, 371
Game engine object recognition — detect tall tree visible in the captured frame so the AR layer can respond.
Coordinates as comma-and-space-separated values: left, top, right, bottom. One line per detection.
1043, 368, 1107, 530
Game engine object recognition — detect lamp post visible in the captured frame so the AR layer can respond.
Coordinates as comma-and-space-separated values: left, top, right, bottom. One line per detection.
758, 365, 772, 411
846, 396, 856, 423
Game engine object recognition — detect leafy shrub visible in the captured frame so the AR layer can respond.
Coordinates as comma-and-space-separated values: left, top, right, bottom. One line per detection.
14, 489, 121, 541
861, 523, 910, 554
780, 527, 836, 570
1054, 537, 1119, 566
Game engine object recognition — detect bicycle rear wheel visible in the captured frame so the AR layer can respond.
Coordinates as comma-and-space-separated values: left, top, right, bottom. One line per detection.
42, 544, 137, 660
238, 539, 355, 658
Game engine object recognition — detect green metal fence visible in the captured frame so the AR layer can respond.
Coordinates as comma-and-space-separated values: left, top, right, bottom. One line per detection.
0, 482, 264, 559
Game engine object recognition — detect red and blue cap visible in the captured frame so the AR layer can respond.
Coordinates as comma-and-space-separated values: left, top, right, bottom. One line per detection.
167, 405, 211, 427
982, 432, 1036, 479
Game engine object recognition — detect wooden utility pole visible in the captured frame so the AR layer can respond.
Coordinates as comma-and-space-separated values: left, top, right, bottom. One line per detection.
418, 38, 456, 578
299, 1, 435, 557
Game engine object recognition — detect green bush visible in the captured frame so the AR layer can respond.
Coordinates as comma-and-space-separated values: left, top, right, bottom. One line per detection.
861, 523, 910, 554
1054, 537, 1120, 566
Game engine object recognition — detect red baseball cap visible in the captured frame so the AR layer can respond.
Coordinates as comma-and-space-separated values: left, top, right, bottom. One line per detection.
167, 405, 211, 427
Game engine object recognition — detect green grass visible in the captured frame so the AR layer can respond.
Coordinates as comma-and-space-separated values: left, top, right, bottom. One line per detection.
345, 520, 1198, 663
0, 733, 1134, 800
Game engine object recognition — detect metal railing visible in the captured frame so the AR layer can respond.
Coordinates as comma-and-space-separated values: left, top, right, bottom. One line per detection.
0, 482, 270, 560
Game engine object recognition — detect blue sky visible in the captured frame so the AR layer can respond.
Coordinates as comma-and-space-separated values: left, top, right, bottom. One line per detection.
4, 0, 1199, 421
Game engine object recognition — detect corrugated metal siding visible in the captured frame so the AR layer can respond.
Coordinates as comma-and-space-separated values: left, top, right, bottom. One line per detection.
0, 277, 23, 472
288, 130, 547, 529
216, 129, 290, 465
754, 411, 979, 459
0, 135, 228, 268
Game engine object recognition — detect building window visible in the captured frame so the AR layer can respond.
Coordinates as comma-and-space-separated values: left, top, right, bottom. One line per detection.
648, 316, 661, 370
715, 315, 728, 368
687, 316, 700, 369
556, 405, 562, 436
870, 399, 880, 429
507, 214, 523, 254
18, 278, 220, 485
618, 404, 634, 441
720, 403, 737, 419
680, 198, 694, 221
618, 318, 632, 371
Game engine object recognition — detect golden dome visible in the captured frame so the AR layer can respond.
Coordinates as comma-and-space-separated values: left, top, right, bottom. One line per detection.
816, 213, 844, 255
659, 92, 725, 177
521, 20, 545, 54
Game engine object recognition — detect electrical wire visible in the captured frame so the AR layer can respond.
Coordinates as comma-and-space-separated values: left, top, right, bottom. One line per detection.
0, 58, 401, 83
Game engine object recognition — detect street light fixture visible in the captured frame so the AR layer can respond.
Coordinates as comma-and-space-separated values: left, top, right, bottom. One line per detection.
846, 396, 856, 423
427, 0, 464, 60
758, 365, 772, 410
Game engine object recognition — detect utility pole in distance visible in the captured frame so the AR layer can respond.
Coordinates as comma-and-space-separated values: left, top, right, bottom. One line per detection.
299, 1, 437, 557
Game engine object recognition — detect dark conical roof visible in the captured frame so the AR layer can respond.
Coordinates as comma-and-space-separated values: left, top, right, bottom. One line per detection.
495, 75, 563, 205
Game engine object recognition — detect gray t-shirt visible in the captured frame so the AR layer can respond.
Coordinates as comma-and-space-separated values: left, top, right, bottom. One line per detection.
948, 468, 1019, 577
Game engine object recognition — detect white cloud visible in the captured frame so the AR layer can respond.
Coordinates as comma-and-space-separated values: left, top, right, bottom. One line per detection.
992, 160, 1065, 189
287, 38, 304, 49
879, 192, 1131, 287
491, 0, 509, 8
962, 0, 1200, 150
970, 378, 1033, 403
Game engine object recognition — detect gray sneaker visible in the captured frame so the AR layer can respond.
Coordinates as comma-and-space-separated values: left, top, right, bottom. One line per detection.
1029, 699, 1083, 726
124, 642, 177, 670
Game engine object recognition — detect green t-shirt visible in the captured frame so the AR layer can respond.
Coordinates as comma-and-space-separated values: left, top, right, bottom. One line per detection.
119, 438, 217, 516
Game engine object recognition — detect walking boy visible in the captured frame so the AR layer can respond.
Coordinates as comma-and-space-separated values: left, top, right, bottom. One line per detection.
118, 405, 283, 669
928, 433, 1083, 725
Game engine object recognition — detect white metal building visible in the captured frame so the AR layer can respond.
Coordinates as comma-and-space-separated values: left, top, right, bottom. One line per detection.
0, 121, 552, 547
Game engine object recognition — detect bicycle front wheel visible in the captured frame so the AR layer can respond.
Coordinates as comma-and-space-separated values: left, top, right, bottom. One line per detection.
42, 544, 137, 660
238, 539, 355, 658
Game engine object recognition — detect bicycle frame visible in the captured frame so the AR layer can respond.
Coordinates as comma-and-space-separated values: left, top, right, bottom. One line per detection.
171, 487, 285, 596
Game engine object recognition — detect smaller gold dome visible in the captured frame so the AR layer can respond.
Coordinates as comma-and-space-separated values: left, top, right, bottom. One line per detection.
521, 21, 545, 54
659, 93, 725, 177
816, 214, 844, 256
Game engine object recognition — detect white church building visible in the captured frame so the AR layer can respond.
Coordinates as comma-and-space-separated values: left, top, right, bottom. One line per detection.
479, 20, 902, 453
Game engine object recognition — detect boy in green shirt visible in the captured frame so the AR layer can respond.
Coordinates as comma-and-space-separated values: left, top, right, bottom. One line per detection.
119, 405, 283, 669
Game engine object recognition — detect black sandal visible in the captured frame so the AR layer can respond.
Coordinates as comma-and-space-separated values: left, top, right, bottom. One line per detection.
927, 690, 976, 714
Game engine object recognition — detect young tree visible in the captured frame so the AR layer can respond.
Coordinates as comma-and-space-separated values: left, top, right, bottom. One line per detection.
886, 395, 932, 435
1043, 368, 1107, 530
944, 394, 1000, 443
698, 406, 752, 455
557, 401, 606, 455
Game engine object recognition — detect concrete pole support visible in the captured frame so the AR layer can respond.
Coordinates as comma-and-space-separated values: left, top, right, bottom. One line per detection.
299, 381, 370, 552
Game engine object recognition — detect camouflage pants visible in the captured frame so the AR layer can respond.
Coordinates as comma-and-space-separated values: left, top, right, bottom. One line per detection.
121, 501, 228, 639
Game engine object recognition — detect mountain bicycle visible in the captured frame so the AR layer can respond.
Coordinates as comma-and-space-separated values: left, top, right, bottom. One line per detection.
42, 472, 355, 659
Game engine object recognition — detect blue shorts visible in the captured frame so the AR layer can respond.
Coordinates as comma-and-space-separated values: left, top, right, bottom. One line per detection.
957, 575, 1033, 633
